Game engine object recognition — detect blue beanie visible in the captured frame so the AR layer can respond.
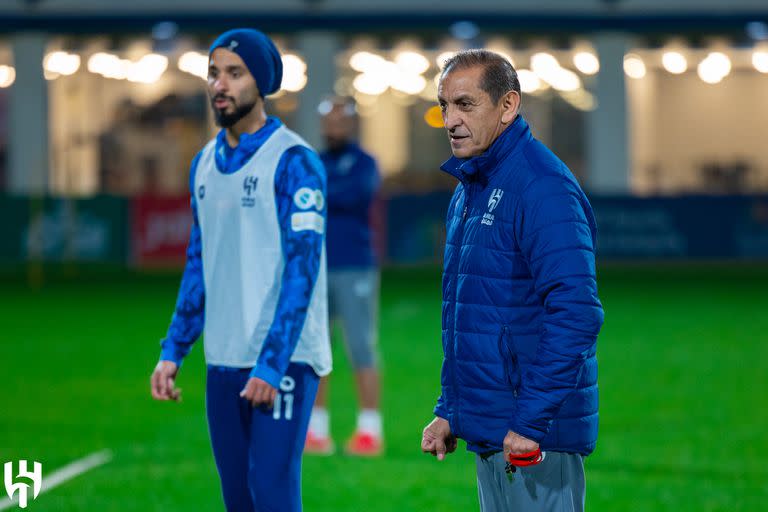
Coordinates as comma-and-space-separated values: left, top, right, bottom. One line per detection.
209, 28, 283, 96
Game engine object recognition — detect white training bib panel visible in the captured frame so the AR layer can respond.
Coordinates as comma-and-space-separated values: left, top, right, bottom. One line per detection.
194, 125, 331, 377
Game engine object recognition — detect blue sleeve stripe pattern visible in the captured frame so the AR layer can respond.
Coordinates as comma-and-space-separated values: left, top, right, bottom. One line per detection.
250, 145, 326, 387
159, 151, 206, 365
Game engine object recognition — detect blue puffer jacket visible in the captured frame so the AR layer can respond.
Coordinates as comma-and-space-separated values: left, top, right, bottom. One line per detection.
435, 116, 604, 456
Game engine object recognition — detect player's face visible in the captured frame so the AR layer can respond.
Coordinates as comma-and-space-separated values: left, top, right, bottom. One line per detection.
207, 48, 260, 128
321, 106, 355, 151
438, 65, 518, 159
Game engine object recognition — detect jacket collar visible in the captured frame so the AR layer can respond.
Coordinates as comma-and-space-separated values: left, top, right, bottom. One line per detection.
440, 115, 531, 186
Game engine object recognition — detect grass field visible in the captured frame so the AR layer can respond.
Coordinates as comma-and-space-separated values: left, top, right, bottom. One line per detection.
1, 264, 767, 511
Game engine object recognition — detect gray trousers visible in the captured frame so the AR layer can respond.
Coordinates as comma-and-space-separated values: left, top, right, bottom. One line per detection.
327, 269, 380, 369
476, 451, 585, 512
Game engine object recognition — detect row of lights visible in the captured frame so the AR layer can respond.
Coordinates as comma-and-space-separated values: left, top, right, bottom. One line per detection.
348, 49, 601, 97
624, 49, 768, 84
350, 46, 768, 96
349, 50, 431, 96
347, 49, 600, 113
2, 47, 767, 90
0, 50, 309, 91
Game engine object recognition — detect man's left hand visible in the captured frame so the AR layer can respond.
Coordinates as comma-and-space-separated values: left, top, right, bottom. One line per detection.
503, 430, 539, 459
240, 377, 277, 408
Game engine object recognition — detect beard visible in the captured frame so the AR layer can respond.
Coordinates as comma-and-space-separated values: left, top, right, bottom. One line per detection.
324, 136, 347, 152
211, 94, 257, 128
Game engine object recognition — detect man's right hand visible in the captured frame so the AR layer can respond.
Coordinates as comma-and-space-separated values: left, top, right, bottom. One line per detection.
421, 416, 457, 461
150, 360, 182, 401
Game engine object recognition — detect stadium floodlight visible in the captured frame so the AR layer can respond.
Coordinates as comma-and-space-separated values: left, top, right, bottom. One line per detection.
752, 50, 768, 73
0, 65, 15, 88
353, 72, 389, 96
349, 51, 387, 73
549, 68, 581, 92
391, 72, 426, 95
530, 53, 580, 92
44, 51, 81, 77
517, 69, 541, 93
88, 52, 130, 80
127, 53, 168, 84
281, 54, 308, 92
394, 51, 430, 75
573, 51, 600, 75
530, 52, 560, 77
178, 51, 208, 80
697, 51, 731, 84
623, 53, 646, 79
704, 52, 731, 76
661, 51, 688, 74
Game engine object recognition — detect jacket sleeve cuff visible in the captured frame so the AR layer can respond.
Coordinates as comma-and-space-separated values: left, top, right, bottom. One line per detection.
159, 340, 187, 367
510, 418, 549, 444
434, 397, 448, 420
249, 364, 283, 389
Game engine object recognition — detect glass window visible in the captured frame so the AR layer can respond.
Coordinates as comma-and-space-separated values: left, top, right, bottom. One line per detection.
628, 42, 768, 195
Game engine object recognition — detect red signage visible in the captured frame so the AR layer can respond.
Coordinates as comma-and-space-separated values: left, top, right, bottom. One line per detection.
131, 196, 192, 267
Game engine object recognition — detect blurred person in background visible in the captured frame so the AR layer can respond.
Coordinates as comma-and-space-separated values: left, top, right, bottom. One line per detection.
420, 50, 603, 512
304, 96, 383, 456
149, 28, 330, 512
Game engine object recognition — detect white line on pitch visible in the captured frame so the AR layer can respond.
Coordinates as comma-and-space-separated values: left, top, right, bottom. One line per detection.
0, 450, 113, 510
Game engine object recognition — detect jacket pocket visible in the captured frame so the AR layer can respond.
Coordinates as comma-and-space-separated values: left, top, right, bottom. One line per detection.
498, 325, 521, 395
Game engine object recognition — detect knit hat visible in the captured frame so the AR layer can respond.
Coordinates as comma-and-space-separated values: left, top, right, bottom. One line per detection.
209, 28, 283, 96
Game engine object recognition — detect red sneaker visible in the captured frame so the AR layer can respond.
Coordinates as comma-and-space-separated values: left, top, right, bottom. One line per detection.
344, 431, 383, 457
304, 431, 335, 456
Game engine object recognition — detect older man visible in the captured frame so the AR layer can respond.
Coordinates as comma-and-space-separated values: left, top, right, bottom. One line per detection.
421, 49, 604, 512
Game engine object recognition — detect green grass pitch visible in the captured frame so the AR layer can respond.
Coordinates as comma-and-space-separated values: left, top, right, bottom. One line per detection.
0, 264, 766, 511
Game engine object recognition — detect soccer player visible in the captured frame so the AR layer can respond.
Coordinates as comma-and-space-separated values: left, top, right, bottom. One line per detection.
304, 97, 383, 456
149, 28, 331, 512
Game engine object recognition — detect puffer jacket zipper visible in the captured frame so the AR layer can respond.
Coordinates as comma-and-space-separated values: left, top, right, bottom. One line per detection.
449, 181, 473, 438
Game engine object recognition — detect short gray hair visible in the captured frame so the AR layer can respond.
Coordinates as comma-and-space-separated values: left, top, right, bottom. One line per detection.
441, 49, 521, 104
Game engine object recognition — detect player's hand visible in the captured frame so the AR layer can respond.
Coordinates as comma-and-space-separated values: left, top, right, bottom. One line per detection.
503, 430, 539, 458
421, 416, 457, 461
151, 360, 182, 402
240, 377, 277, 408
